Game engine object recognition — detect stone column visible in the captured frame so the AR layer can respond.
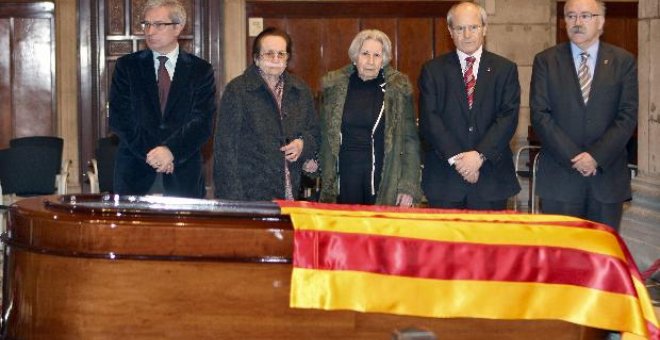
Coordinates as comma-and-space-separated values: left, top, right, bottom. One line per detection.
478, 0, 555, 151
621, 0, 660, 270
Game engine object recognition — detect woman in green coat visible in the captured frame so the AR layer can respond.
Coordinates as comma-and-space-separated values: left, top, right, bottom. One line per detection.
316, 29, 421, 207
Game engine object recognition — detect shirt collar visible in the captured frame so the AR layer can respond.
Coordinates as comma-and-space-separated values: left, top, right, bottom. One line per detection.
570, 41, 599, 60
152, 44, 180, 64
456, 46, 483, 63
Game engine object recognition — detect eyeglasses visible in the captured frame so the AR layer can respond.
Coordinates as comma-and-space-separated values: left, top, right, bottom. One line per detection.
140, 21, 179, 31
260, 51, 289, 60
565, 13, 601, 22
451, 25, 482, 34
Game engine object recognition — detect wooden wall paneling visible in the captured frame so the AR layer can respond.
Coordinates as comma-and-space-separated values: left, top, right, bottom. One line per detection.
398, 18, 434, 114
0, 20, 10, 148
107, 0, 124, 35
434, 17, 454, 57
13, 18, 54, 137
130, 0, 148, 37
321, 18, 360, 78
361, 18, 398, 68
286, 19, 325, 91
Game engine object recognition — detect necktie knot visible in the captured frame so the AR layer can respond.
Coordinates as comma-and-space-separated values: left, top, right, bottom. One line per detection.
580, 52, 589, 63
465, 56, 476, 66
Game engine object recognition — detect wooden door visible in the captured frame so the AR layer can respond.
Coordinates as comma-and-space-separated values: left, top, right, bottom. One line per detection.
245, 1, 458, 110
0, 2, 55, 148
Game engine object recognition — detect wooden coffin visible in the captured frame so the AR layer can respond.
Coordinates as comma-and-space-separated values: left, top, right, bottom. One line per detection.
1, 195, 607, 339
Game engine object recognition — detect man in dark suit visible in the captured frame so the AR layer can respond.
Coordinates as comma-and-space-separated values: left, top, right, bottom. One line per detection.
109, 0, 216, 198
419, 1, 520, 210
530, 0, 637, 231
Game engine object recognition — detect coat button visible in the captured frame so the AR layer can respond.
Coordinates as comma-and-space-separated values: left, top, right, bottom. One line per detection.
468, 126, 474, 132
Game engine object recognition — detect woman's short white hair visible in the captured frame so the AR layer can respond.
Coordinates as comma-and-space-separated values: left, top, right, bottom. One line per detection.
348, 29, 392, 66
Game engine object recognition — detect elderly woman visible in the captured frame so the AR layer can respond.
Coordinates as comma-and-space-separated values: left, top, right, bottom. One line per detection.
318, 29, 421, 206
213, 27, 319, 201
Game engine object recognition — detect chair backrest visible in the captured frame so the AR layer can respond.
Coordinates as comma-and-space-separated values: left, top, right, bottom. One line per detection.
4, 137, 63, 196
0, 148, 10, 194
96, 135, 119, 193
10, 136, 63, 150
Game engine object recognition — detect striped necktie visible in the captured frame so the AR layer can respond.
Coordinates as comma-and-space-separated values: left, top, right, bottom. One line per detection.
578, 52, 591, 104
464, 56, 476, 109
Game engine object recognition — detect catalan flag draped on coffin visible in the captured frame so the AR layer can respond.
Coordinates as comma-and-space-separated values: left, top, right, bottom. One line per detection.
279, 201, 659, 340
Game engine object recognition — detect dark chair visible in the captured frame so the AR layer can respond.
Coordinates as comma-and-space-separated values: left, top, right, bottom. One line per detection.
0, 148, 7, 231
88, 135, 119, 193
3, 136, 65, 198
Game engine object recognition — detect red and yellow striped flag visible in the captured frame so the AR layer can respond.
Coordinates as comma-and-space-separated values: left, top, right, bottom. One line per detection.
279, 201, 659, 340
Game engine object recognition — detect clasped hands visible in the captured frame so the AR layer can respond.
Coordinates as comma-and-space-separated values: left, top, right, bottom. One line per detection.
454, 150, 484, 184
146, 146, 174, 174
280, 138, 304, 162
571, 152, 597, 177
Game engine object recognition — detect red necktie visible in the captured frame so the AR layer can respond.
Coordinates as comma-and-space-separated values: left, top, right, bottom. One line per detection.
157, 56, 171, 113
464, 56, 476, 109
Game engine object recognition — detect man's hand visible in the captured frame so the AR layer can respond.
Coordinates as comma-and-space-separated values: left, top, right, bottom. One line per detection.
454, 150, 484, 183
146, 146, 175, 174
571, 152, 597, 177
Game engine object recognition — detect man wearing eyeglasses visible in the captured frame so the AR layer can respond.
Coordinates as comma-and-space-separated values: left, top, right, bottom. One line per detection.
419, 1, 521, 210
109, 0, 216, 198
530, 0, 637, 231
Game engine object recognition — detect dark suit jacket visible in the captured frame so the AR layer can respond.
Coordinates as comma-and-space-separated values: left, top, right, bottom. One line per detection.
530, 42, 638, 203
109, 49, 216, 198
419, 50, 521, 202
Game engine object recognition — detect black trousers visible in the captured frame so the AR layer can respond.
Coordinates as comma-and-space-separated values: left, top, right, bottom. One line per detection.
337, 150, 381, 205
540, 198, 623, 232
427, 192, 507, 211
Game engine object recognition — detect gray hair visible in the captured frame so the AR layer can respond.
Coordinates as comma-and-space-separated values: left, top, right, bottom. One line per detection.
447, 2, 488, 28
348, 29, 393, 66
564, 0, 606, 16
142, 0, 187, 27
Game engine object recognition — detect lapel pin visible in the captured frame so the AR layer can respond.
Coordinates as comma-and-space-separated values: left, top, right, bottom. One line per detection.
604, 59, 609, 65
487, 67, 491, 72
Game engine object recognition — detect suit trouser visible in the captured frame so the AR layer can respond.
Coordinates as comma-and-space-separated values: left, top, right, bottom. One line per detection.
427, 192, 508, 211
540, 198, 623, 232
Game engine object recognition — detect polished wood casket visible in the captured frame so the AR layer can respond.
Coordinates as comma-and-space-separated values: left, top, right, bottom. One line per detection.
1, 195, 607, 339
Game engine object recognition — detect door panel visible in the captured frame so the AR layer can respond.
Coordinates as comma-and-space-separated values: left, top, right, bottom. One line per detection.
0, 3, 55, 148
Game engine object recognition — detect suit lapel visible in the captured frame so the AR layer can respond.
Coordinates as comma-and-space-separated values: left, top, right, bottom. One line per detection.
163, 51, 192, 118
589, 43, 612, 106
558, 43, 588, 108
448, 53, 470, 115
139, 50, 161, 116
471, 51, 493, 117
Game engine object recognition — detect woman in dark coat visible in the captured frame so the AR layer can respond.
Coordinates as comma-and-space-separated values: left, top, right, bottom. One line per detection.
213, 27, 319, 201
317, 29, 421, 207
